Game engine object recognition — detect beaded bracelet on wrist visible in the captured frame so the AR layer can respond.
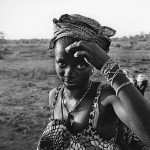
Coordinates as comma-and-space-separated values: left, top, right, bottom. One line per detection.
116, 81, 132, 97
100, 58, 117, 76
100, 58, 122, 82
100, 58, 134, 96
110, 69, 126, 86
100, 58, 134, 83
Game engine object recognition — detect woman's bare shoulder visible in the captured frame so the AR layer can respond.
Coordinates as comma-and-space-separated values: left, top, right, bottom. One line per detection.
49, 87, 57, 97
48, 87, 58, 108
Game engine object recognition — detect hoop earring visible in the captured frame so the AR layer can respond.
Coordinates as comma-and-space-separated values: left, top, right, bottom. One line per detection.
91, 68, 94, 76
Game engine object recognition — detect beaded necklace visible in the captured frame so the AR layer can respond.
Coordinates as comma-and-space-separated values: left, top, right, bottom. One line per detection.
62, 81, 92, 115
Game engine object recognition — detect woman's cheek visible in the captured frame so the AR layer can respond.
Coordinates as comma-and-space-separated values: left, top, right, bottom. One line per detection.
57, 68, 64, 78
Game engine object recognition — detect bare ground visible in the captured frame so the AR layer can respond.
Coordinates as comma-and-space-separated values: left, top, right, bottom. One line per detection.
0, 43, 150, 150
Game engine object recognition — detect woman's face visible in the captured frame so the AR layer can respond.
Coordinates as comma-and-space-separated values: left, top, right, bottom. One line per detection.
54, 39, 92, 90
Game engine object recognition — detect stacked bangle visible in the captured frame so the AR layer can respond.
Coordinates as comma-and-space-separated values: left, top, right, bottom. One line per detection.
100, 58, 133, 96
116, 81, 132, 97
100, 58, 118, 80
110, 69, 126, 86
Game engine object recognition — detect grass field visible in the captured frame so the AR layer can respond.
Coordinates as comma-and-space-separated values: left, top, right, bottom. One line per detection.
0, 41, 150, 150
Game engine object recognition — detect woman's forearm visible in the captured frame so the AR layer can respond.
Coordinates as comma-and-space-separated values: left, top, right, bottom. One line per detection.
111, 67, 150, 143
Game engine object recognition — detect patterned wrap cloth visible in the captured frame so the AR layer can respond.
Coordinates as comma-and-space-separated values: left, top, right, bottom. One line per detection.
48, 14, 116, 52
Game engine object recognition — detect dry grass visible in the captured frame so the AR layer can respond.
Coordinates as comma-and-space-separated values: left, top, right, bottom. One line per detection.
11, 67, 56, 80
0, 42, 150, 150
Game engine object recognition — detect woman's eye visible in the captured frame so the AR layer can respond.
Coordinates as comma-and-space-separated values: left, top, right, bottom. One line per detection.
77, 64, 85, 69
58, 63, 66, 67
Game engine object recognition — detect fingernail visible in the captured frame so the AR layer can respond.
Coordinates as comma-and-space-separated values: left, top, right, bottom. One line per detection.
65, 48, 69, 52
74, 53, 77, 57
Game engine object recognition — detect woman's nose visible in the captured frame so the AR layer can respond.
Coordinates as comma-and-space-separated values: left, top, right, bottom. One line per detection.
64, 66, 74, 77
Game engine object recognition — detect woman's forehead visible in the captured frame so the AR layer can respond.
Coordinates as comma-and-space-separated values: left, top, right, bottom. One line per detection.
55, 45, 87, 64
55, 44, 74, 60
55, 42, 69, 54
55, 41, 76, 57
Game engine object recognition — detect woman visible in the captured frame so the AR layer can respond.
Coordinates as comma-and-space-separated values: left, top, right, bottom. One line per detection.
37, 14, 150, 150
136, 74, 149, 96
123, 71, 149, 96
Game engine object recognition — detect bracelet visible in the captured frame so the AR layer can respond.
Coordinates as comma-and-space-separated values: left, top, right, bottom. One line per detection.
100, 58, 135, 86
100, 58, 119, 81
101, 58, 117, 76
110, 69, 127, 86
116, 81, 132, 97
104, 64, 118, 80
123, 69, 135, 84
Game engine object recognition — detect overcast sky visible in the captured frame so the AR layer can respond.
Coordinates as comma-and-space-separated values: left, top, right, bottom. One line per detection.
0, 0, 150, 39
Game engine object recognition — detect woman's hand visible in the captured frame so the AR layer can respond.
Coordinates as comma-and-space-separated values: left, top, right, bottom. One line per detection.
65, 40, 110, 70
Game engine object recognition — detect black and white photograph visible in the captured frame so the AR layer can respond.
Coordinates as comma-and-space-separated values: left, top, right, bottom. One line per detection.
0, 0, 150, 149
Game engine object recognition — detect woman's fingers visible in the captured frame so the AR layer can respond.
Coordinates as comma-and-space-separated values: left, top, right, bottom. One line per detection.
74, 51, 94, 67
65, 41, 95, 67
65, 41, 88, 53
74, 51, 90, 58
65, 40, 110, 70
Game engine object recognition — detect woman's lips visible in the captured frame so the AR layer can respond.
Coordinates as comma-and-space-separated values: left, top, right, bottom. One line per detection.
64, 79, 77, 85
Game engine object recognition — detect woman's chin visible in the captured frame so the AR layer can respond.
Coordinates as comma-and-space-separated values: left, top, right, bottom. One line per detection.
64, 82, 78, 90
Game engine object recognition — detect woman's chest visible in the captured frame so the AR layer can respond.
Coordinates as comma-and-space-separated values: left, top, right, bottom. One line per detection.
53, 98, 118, 139
54, 97, 92, 132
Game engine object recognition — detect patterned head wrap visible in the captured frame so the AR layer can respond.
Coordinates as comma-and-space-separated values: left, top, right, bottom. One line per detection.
49, 14, 116, 52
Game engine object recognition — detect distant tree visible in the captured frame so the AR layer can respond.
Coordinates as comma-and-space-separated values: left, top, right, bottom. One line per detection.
0, 32, 6, 44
